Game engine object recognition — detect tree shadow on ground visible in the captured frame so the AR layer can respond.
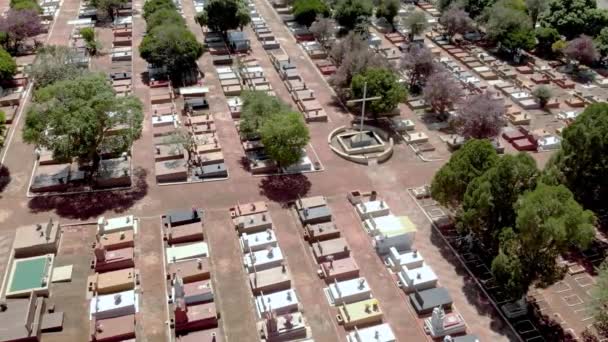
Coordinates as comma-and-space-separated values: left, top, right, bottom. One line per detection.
28, 167, 148, 220
258, 174, 311, 207
429, 226, 519, 339
0, 165, 11, 194
528, 301, 578, 341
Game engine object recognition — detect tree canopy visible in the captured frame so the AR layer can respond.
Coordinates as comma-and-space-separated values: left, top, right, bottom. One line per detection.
592, 260, 608, 339
532, 85, 552, 107
143, 0, 177, 20
333, 0, 373, 30
260, 111, 310, 168
401, 44, 438, 89
10, 0, 41, 12
404, 11, 428, 38
139, 24, 204, 73
491, 183, 595, 298
201, 0, 251, 34
595, 27, 608, 58
146, 8, 185, 32
376, 0, 400, 26
0, 9, 43, 53
458, 153, 538, 255
431, 139, 498, 208
549, 102, 608, 216
440, 6, 474, 39
535, 27, 561, 56
350, 67, 407, 118
484, 0, 535, 52
239, 90, 291, 140
525, 0, 548, 28
564, 35, 599, 66
293, 0, 330, 27
330, 32, 389, 92
87, 0, 127, 20
23, 73, 143, 166
423, 70, 463, 116
238, 91, 310, 167
541, 0, 608, 39
0, 47, 16, 81
310, 16, 336, 47
453, 91, 506, 139
80, 27, 100, 55
28, 45, 86, 89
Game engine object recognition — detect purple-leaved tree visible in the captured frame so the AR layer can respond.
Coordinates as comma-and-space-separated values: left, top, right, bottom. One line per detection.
423, 70, 463, 117
0, 9, 44, 53
452, 91, 506, 139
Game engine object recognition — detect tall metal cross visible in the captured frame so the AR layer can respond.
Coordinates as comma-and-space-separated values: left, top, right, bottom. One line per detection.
346, 82, 382, 140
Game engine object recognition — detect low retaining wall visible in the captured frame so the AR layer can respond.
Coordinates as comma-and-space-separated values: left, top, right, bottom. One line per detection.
328, 126, 394, 165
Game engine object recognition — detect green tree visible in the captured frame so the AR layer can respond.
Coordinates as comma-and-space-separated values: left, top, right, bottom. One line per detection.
146, 8, 185, 31
139, 24, 204, 74
466, 0, 495, 17
143, 0, 176, 20
458, 153, 538, 255
164, 129, 197, 162
0, 47, 16, 81
550, 102, 608, 215
29, 45, 85, 89
594, 27, 608, 58
239, 90, 291, 140
22, 73, 143, 169
485, 0, 536, 53
10, 0, 41, 12
376, 0, 400, 26
79, 27, 101, 55
88, 0, 126, 21
293, 0, 330, 27
334, 0, 373, 30
525, 0, 547, 28
541, 0, 608, 39
260, 111, 310, 168
202, 0, 251, 35
195, 11, 208, 27
592, 260, 608, 339
491, 184, 595, 298
532, 85, 552, 107
350, 67, 406, 118
431, 139, 498, 208
404, 11, 428, 38
535, 27, 560, 56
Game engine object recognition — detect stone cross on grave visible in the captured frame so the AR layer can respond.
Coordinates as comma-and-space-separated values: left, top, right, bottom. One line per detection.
346, 82, 382, 143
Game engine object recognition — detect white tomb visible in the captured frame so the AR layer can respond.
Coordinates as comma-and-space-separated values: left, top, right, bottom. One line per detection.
283, 153, 313, 173
324, 277, 372, 305
537, 135, 561, 151
89, 289, 138, 320
166, 242, 210, 263
386, 247, 424, 272
424, 307, 466, 338
240, 229, 277, 252
398, 263, 438, 292
172, 276, 214, 305
97, 215, 137, 235
244, 246, 284, 273
364, 215, 416, 254
255, 289, 299, 317
347, 323, 396, 342
355, 200, 391, 219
